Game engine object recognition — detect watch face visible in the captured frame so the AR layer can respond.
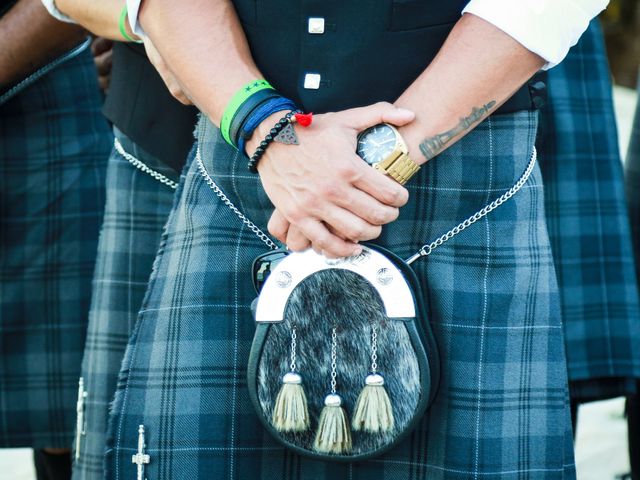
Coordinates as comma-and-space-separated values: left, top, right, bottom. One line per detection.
356, 124, 397, 166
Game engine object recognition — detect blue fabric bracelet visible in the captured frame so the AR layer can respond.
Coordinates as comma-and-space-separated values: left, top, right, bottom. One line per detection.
238, 96, 298, 156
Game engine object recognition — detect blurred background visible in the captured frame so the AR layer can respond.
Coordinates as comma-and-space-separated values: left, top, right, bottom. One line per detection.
602, 0, 640, 89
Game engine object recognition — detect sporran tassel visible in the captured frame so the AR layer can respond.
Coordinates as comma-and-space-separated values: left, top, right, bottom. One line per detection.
272, 327, 310, 432
352, 373, 394, 433
352, 325, 395, 433
313, 394, 352, 454
313, 327, 352, 454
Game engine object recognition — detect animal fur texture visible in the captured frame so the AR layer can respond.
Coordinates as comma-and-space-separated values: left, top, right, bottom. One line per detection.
257, 269, 421, 455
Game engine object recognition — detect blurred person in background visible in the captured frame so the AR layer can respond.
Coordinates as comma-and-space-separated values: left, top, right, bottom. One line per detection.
0, 0, 111, 479
624, 75, 640, 480
39, 1, 198, 479
537, 19, 640, 432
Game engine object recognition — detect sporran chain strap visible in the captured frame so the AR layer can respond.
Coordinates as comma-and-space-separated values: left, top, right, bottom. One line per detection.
370, 326, 378, 374
114, 138, 179, 190
290, 328, 298, 372
330, 327, 338, 395
196, 148, 278, 250
405, 147, 537, 264
195, 146, 537, 263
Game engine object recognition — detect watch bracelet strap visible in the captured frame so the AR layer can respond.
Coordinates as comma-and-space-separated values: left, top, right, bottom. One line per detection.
375, 152, 420, 185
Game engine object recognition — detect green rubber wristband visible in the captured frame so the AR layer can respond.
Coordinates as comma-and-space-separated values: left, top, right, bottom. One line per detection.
119, 5, 141, 43
220, 79, 274, 146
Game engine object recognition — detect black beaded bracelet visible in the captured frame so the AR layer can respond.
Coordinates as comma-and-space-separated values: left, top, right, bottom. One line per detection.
247, 110, 298, 173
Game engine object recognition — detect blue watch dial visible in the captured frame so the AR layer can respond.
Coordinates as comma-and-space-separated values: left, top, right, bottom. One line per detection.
357, 124, 397, 166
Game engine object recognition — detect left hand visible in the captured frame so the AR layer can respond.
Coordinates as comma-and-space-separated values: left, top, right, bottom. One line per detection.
143, 36, 192, 105
91, 37, 113, 93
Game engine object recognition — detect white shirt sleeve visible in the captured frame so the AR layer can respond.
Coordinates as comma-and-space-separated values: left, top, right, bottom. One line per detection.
126, 0, 145, 38
462, 0, 609, 69
40, 0, 76, 23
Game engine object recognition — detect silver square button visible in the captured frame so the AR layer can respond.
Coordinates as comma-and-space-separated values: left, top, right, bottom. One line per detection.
303, 73, 321, 90
308, 17, 325, 34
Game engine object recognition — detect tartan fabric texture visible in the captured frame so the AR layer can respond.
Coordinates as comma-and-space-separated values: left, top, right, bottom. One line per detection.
105, 111, 575, 479
71, 130, 180, 479
0, 47, 111, 448
536, 20, 640, 401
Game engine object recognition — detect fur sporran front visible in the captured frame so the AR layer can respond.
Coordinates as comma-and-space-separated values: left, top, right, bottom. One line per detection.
247, 245, 438, 462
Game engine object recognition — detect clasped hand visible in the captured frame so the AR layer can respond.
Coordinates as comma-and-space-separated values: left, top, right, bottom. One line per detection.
256, 102, 415, 258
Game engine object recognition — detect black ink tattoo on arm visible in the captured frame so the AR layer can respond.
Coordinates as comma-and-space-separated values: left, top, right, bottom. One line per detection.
419, 100, 496, 161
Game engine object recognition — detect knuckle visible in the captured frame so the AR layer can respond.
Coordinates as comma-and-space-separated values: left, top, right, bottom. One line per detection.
313, 236, 329, 251
297, 192, 315, 210
347, 224, 367, 240
381, 188, 399, 205
375, 101, 392, 110
382, 186, 408, 206
371, 208, 396, 225
357, 225, 381, 241
287, 209, 304, 224
335, 162, 358, 181
287, 238, 308, 252
319, 182, 340, 201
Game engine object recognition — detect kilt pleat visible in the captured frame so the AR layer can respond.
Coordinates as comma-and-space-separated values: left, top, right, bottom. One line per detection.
0, 46, 111, 448
71, 130, 180, 479
536, 20, 640, 401
105, 111, 575, 479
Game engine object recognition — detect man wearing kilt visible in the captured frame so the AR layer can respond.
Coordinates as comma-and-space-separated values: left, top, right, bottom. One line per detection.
95, 1, 616, 479
537, 21, 640, 420
38, 2, 199, 479
0, 0, 111, 477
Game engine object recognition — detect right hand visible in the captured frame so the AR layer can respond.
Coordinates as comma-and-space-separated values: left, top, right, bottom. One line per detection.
143, 36, 192, 105
253, 102, 414, 258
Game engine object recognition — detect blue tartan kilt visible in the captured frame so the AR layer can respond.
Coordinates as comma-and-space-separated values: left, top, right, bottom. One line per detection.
537, 20, 640, 401
105, 111, 576, 479
71, 130, 180, 479
0, 43, 111, 448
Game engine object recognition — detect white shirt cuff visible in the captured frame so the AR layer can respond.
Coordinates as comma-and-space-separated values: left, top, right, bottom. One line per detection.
126, 0, 146, 38
40, 0, 76, 23
462, 0, 609, 69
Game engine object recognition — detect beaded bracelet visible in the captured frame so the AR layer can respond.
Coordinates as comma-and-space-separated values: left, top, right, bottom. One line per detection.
237, 97, 298, 155
247, 111, 298, 173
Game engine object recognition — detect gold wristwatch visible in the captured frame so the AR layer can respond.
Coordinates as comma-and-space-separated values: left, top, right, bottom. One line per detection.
356, 123, 420, 185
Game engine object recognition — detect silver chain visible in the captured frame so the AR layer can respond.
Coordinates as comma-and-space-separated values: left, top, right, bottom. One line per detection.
196, 148, 278, 250
114, 138, 179, 190
289, 327, 297, 372
330, 327, 338, 394
0, 37, 91, 106
195, 145, 536, 263
405, 147, 537, 264
370, 325, 378, 374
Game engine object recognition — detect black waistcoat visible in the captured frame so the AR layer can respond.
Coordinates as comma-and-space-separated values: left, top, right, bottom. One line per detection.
103, 43, 198, 172
0, 0, 17, 17
233, 0, 543, 113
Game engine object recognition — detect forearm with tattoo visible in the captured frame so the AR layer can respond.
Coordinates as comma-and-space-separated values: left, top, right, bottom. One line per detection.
396, 14, 545, 166
418, 100, 496, 162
